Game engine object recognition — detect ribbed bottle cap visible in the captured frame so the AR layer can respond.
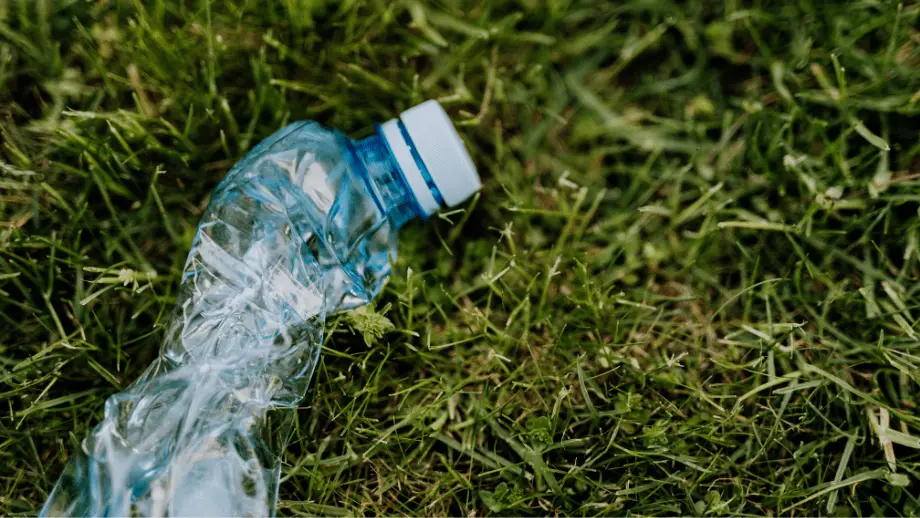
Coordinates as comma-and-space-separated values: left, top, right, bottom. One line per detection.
399, 100, 481, 207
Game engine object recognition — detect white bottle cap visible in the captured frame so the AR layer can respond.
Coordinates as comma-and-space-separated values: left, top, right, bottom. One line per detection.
380, 100, 481, 216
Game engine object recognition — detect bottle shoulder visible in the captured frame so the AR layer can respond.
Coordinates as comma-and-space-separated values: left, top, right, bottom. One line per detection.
243, 121, 347, 164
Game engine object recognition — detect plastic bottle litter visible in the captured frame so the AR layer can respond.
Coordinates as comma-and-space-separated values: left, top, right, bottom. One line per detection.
41, 100, 480, 517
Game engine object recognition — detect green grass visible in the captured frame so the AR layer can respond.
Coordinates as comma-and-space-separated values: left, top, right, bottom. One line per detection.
2, 0, 920, 515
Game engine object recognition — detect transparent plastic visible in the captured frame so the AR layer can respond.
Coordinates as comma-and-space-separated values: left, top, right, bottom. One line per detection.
41, 120, 441, 517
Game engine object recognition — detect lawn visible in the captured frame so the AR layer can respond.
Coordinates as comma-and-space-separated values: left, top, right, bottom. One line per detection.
2, 0, 920, 515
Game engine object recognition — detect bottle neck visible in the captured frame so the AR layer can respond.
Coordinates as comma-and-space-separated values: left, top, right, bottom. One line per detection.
349, 131, 436, 229
378, 119, 446, 217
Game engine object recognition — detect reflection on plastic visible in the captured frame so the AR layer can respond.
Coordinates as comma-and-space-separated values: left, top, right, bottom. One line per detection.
41, 122, 425, 517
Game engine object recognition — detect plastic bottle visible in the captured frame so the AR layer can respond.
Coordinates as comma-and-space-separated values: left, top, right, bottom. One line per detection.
41, 100, 481, 517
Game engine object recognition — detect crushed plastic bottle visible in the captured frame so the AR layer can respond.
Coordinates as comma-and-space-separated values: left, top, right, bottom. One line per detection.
41, 100, 481, 517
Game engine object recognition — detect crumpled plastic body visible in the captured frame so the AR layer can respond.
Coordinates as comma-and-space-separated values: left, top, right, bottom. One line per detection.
42, 121, 414, 517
